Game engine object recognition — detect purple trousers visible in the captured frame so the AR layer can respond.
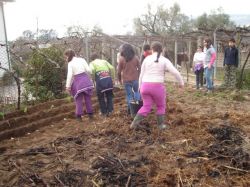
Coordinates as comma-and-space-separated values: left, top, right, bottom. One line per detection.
75, 92, 93, 116
138, 82, 166, 116
70, 72, 94, 116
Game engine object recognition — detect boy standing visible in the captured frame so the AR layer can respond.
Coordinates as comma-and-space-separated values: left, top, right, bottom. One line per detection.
223, 38, 239, 88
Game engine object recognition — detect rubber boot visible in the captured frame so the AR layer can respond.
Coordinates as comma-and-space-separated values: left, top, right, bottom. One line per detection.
76, 115, 82, 122
157, 115, 167, 130
88, 113, 94, 120
130, 114, 144, 129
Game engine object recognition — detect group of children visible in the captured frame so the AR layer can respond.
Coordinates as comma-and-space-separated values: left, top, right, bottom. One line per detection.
65, 37, 239, 128
193, 38, 216, 92
193, 38, 238, 91
65, 42, 184, 129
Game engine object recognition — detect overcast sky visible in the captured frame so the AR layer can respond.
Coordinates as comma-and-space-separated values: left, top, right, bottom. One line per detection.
3, 0, 250, 40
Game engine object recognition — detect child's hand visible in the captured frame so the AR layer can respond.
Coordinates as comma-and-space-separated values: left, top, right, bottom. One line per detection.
65, 87, 71, 94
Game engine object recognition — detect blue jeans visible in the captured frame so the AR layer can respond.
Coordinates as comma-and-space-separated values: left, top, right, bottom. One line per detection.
205, 67, 214, 90
124, 80, 140, 111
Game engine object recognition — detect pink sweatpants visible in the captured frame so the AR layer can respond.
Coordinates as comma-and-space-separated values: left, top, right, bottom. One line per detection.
138, 82, 166, 116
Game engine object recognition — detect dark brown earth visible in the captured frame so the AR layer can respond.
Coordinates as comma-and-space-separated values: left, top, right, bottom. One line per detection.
0, 84, 250, 187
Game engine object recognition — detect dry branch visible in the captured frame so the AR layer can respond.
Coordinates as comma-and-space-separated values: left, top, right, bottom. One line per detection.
221, 165, 249, 173
11, 161, 35, 184
55, 174, 65, 186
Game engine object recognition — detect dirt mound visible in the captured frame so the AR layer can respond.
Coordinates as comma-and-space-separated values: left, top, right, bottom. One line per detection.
207, 124, 250, 172
90, 153, 149, 186
0, 89, 125, 141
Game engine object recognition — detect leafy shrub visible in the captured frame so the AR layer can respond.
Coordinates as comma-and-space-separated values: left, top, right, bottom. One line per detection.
23, 46, 66, 102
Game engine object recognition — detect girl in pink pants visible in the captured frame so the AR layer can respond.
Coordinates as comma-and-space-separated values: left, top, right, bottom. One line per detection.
138, 82, 166, 116
130, 42, 184, 130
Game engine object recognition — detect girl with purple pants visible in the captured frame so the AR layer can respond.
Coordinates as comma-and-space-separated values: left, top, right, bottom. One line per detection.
64, 49, 94, 121
130, 42, 184, 130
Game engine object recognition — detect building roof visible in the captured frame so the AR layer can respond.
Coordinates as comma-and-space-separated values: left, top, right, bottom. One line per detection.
0, 0, 15, 2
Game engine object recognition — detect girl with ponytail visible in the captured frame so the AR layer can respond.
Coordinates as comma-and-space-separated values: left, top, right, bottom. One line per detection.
130, 42, 184, 130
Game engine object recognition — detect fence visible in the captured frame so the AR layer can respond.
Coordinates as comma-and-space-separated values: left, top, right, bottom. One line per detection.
1, 31, 250, 113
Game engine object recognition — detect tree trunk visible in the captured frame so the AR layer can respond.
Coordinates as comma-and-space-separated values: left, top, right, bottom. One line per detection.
238, 50, 250, 89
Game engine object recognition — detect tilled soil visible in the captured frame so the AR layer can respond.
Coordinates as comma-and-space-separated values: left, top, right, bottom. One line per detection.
0, 85, 250, 187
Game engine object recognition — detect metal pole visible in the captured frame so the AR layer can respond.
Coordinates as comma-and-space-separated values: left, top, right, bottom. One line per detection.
84, 32, 89, 62
1, 2, 11, 70
174, 40, 178, 67
36, 17, 39, 44
111, 48, 115, 66
188, 40, 192, 69
101, 41, 105, 59
213, 28, 217, 79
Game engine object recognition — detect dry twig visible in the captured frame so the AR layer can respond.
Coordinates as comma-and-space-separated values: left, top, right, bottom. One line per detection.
52, 143, 64, 167
11, 161, 35, 184
221, 165, 249, 173
91, 179, 100, 187
177, 170, 183, 187
55, 174, 65, 186
126, 174, 131, 187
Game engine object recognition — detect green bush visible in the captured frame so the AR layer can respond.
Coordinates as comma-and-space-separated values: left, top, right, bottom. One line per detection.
23, 46, 66, 102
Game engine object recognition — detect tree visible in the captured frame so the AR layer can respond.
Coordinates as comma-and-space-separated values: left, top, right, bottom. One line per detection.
66, 25, 89, 38
22, 30, 35, 40
38, 29, 58, 42
134, 4, 159, 35
21, 29, 58, 41
238, 50, 250, 89
133, 3, 193, 36
195, 8, 235, 30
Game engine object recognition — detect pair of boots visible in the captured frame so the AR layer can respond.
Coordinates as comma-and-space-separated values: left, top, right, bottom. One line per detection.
130, 114, 167, 130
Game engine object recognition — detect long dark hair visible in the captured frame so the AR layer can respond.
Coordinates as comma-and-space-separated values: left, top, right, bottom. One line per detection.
204, 38, 212, 48
119, 44, 135, 62
143, 44, 150, 51
64, 49, 75, 62
151, 42, 162, 63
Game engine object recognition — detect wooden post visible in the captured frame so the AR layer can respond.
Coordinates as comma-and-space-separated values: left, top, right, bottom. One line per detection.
174, 40, 178, 67
188, 40, 192, 69
111, 48, 115, 66
213, 29, 217, 79
84, 33, 89, 62
101, 42, 105, 59
187, 40, 192, 83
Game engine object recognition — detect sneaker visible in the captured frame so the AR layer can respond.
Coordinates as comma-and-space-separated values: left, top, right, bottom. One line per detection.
206, 90, 212, 94
106, 111, 113, 117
